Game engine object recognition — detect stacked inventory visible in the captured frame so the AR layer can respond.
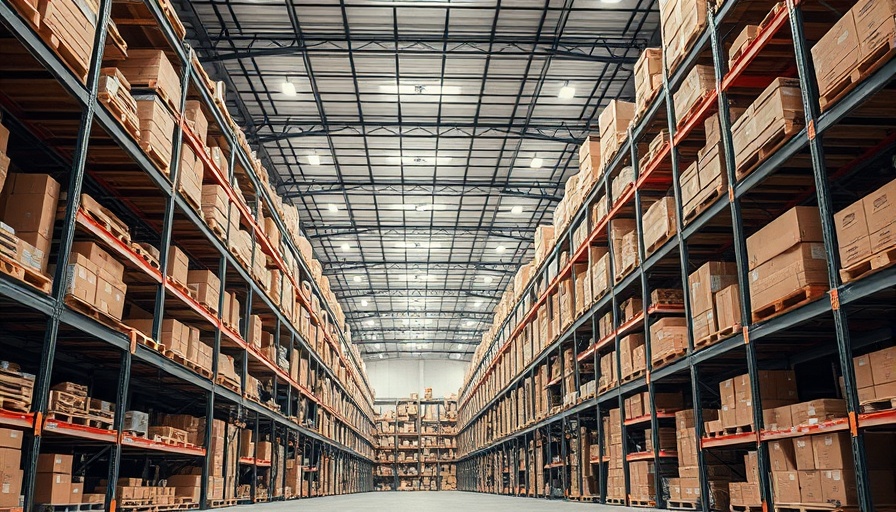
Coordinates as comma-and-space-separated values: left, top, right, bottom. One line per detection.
0, 0, 375, 509
454, 1, 896, 511
374, 394, 458, 491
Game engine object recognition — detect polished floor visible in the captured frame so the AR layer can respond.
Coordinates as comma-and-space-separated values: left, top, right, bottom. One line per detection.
225, 491, 663, 511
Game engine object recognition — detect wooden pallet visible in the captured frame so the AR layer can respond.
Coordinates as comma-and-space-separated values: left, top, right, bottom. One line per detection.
860, 396, 896, 413
37, 502, 105, 512
37, 22, 89, 83
706, 424, 753, 438
606, 497, 627, 505
676, 90, 715, 130
0, 230, 16, 260
65, 294, 125, 329
165, 350, 212, 379
820, 37, 896, 112
177, 183, 202, 212
735, 117, 803, 180
0, 253, 52, 294
751, 285, 827, 323
668, 500, 701, 510
167, 277, 196, 301
621, 368, 646, 384
46, 411, 112, 430
578, 496, 598, 503
645, 229, 676, 256
132, 242, 160, 269
7, 0, 40, 26
774, 503, 861, 512
652, 348, 687, 369
208, 500, 236, 509
839, 245, 896, 284
98, 89, 140, 140
139, 140, 171, 176
730, 505, 764, 512
80, 194, 131, 244
683, 178, 726, 224
695, 323, 741, 349
123, 429, 146, 438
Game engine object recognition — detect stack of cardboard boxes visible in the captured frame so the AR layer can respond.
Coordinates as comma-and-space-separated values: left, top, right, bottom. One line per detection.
712, 370, 798, 433
604, 408, 625, 501
34, 454, 84, 505
634, 49, 663, 116
534, 226, 555, 267
599, 100, 635, 172
729, 452, 761, 509
673, 65, 715, 125
746, 206, 828, 315
200, 184, 230, 237
688, 261, 738, 343
0, 173, 60, 274
854, 345, 896, 403
642, 196, 677, 254
834, 177, 895, 272
680, 112, 737, 222
69, 242, 128, 320
619, 334, 646, 381
0, 429, 23, 507
579, 136, 601, 183
610, 219, 638, 282
649, 317, 688, 367
731, 78, 803, 177
659, 0, 707, 72
812, 0, 896, 111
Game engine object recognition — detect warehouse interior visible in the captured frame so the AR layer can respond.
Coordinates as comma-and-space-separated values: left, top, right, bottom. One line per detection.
0, 0, 895, 510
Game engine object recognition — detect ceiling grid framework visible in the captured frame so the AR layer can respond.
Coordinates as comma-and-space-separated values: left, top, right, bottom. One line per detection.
176, 0, 660, 361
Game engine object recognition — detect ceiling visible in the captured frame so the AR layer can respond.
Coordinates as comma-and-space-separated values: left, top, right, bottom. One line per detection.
176, 0, 659, 361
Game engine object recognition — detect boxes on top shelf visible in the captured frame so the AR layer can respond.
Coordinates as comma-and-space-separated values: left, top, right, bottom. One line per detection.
598, 100, 635, 172
659, 0, 708, 72
731, 77, 803, 178
634, 48, 663, 115
673, 64, 715, 125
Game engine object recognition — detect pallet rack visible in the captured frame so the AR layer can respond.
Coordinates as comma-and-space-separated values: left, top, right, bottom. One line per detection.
455, 1, 896, 511
374, 397, 458, 492
0, 0, 376, 510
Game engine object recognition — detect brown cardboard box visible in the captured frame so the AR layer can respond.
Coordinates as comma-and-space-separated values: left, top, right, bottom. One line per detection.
674, 64, 715, 124
769, 440, 796, 472
861, 177, 896, 247
34, 472, 71, 504
764, 404, 794, 430
96, 274, 127, 320
167, 475, 202, 487
799, 470, 823, 503
692, 309, 715, 342
812, 432, 852, 470
749, 243, 828, 311
688, 261, 738, 316
790, 399, 847, 427
65, 253, 98, 306
821, 469, 858, 506
650, 317, 687, 363
834, 197, 871, 266
729, 25, 760, 66
37, 454, 72, 474
167, 245, 190, 286
793, 437, 815, 470
772, 471, 800, 503
746, 206, 824, 271
599, 100, 635, 168
634, 48, 663, 111
69, 482, 83, 503
642, 196, 676, 252
187, 270, 220, 313
714, 283, 741, 332
0, 448, 19, 474
0, 468, 22, 507
811, 10, 859, 96
871, 346, 896, 385
1, 173, 61, 239
853, 0, 896, 63
853, 353, 874, 389
0, 430, 22, 450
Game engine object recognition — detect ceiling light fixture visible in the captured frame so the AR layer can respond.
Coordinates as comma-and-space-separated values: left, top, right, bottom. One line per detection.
340, 243, 350, 252
495, 245, 507, 253
530, 156, 543, 169
465, 320, 475, 327
364, 319, 374, 326
307, 153, 321, 166
558, 81, 576, 99
281, 81, 297, 97
353, 275, 363, 283
483, 276, 494, 285
474, 300, 483, 307
511, 205, 524, 215
361, 300, 369, 307
327, 203, 339, 213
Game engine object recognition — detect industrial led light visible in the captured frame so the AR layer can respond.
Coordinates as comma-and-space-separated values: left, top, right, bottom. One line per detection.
361, 300, 369, 307
530, 156, 544, 169
327, 203, 339, 212
340, 243, 350, 252
474, 300, 483, 307
495, 245, 507, 253
353, 275, 363, 283
558, 81, 576, 99
465, 320, 474, 327
307, 153, 321, 166
281, 81, 297, 97
511, 205, 523, 215
483, 276, 494, 284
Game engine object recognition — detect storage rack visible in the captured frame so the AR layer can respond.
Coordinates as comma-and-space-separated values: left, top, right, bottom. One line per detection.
0, 0, 376, 510
455, 1, 896, 512
374, 397, 458, 492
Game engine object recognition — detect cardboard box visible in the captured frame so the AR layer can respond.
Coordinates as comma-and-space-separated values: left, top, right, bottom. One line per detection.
70, 482, 83, 503
871, 346, 896, 385
96, 273, 127, 320
834, 197, 871, 266
812, 432, 852, 470
793, 437, 815, 470
713, 283, 741, 332
634, 48, 663, 111
674, 64, 715, 124
821, 469, 858, 506
65, 253, 98, 306
167, 245, 190, 286
769, 440, 796, 471
772, 471, 800, 503
732, 78, 803, 172
0, 468, 22, 507
790, 399, 847, 427
853, 0, 896, 63
799, 470, 823, 503
749, 243, 828, 311
811, 10, 859, 96
746, 206, 824, 271
642, 196, 676, 253
187, 270, 220, 313
864, 178, 896, 252
37, 454, 72, 474
34, 472, 71, 504
688, 261, 738, 316
0, 430, 22, 450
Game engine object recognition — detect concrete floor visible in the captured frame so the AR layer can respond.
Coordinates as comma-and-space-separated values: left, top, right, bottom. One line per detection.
225, 492, 664, 511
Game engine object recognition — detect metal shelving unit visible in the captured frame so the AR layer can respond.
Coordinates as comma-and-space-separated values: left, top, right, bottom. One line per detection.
0, 0, 376, 510
455, 0, 896, 511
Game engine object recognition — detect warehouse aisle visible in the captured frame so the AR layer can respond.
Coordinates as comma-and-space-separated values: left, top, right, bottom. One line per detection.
223, 492, 663, 511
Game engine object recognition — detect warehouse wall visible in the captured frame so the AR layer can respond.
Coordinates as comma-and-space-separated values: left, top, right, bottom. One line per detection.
367, 359, 467, 401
